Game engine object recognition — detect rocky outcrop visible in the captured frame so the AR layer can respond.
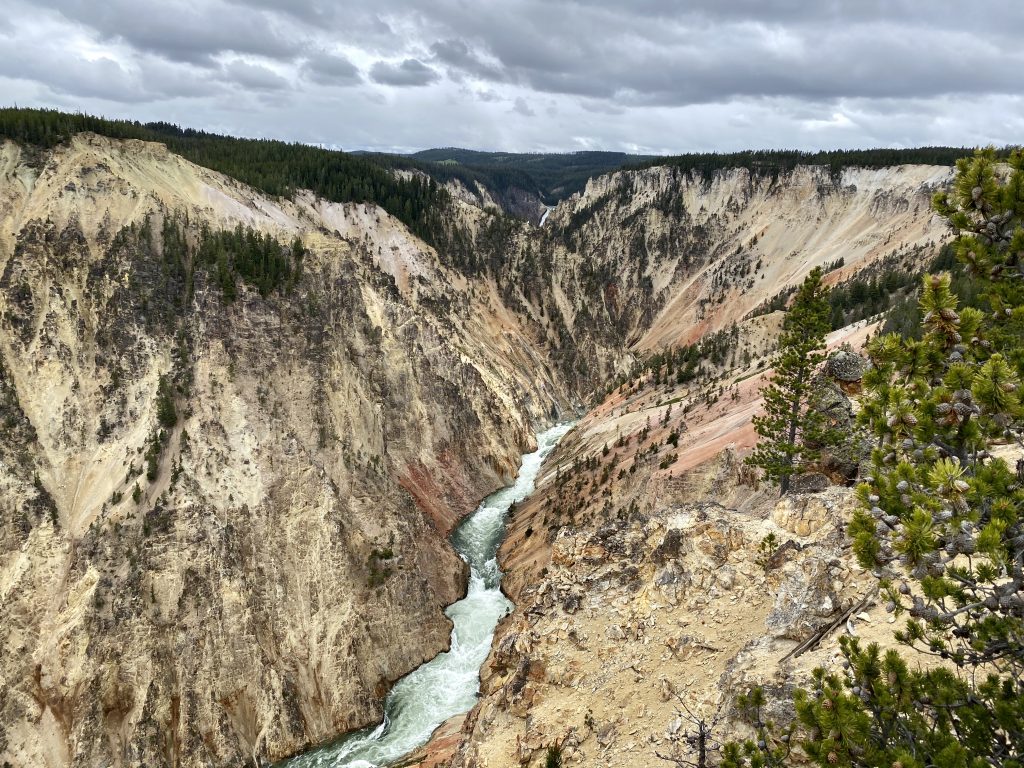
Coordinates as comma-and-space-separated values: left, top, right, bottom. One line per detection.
826, 348, 866, 383
811, 348, 869, 481
450, 467, 879, 768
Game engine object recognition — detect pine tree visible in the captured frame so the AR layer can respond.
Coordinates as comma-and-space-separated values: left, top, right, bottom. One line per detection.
746, 267, 835, 494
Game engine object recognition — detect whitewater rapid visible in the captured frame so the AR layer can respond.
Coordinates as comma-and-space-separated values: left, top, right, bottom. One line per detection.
281, 423, 573, 768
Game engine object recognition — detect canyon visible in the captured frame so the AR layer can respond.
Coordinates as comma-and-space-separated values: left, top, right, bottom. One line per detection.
0, 130, 954, 767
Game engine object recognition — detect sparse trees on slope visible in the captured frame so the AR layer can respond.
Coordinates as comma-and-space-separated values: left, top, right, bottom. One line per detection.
746, 267, 835, 494
727, 149, 1024, 768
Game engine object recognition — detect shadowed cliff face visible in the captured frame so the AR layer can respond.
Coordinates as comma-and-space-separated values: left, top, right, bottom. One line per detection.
0, 134, 954, 768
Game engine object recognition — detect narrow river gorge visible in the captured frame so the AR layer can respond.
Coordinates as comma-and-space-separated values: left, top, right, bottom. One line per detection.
281, 423, 574, 768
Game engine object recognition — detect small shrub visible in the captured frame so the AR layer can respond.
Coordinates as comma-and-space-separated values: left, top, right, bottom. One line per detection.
755, 532, 779, 572
367, 548, 395, 587
156, 376, 177, 429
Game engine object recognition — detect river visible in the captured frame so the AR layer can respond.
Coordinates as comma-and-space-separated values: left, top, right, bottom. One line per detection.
280, 422, 573, 768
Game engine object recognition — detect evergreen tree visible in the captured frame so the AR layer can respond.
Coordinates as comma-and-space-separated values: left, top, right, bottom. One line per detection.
727, 149, 1024, 768
746, 267, 835, 494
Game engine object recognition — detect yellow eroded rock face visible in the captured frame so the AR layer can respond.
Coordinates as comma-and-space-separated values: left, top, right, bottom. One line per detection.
0, 135, 570, 767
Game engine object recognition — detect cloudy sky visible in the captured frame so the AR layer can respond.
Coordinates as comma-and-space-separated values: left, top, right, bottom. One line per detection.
2, 0, 1022, 154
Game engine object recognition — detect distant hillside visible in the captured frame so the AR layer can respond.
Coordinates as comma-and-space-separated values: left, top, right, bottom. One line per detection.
638, 146, 994, 180
0, 108, 628, 226
409, 147, 655, 205
0, 107, 456, 249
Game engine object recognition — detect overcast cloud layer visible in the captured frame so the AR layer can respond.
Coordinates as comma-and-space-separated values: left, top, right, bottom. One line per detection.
1, 0, 1022, 153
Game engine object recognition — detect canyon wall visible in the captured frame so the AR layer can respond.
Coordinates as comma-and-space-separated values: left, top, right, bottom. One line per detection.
0, 134, 569, 767
0, 132, 954, 767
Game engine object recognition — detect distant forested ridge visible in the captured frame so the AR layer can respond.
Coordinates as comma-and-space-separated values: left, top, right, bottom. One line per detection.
407, 147, 656, 204
638, 147, 1012, 181
0, 108, 638, 231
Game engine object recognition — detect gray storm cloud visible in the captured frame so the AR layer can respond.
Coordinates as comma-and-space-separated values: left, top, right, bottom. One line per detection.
301, 51, 362, 87
1, 0, 1021, 152
369, 58, 440, 87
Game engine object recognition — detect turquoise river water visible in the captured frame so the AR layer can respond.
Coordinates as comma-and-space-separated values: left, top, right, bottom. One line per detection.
281, 423, 573, 768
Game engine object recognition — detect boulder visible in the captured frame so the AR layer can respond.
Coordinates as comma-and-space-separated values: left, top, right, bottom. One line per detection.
788, 472, 831, 494
826, 349, 865, 382
766, 559, 838, 640
716, 564, 737, 590
773, 495, 832, 536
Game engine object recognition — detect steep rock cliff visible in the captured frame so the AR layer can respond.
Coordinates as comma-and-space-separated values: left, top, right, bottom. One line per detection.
448, 343, 922, 768
490, 163, 950, 395
0, 134, 571, 768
